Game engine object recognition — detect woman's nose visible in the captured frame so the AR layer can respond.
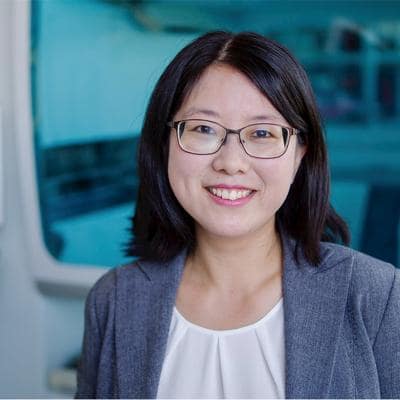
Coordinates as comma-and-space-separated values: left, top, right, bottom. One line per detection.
211, 133, 251, 175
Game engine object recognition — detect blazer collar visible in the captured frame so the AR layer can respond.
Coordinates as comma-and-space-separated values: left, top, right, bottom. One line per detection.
282, 237, 353, 398
116, 237, 353, 398
115, 250, 187, 398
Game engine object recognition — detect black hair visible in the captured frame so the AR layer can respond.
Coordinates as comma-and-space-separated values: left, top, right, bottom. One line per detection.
126, 31, 349, 265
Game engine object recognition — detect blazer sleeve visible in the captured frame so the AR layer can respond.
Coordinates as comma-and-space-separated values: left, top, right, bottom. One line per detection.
75, 286, 102, 399
373, 268, 400, 398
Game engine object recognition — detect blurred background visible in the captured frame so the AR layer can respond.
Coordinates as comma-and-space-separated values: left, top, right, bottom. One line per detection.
0, 0, 399, 397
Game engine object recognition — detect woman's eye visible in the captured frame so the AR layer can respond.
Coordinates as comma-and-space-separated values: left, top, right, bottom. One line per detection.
253, 129, 271, 138
194, 125, 215, 134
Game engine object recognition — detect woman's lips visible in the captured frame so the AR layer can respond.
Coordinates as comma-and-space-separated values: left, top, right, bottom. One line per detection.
205, 186, 256, 206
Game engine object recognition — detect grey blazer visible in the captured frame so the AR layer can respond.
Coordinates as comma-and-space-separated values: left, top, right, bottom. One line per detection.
76, 236, 400, 399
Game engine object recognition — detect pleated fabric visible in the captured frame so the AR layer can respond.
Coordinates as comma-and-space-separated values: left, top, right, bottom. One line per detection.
157, 298, 285, 399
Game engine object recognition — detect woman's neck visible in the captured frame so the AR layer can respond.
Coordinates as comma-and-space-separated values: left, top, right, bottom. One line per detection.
185, 223, 283, 297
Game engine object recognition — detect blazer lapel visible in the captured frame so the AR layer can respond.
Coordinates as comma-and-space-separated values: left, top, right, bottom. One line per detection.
115, 251, 186, 399
282, 238, 353, 398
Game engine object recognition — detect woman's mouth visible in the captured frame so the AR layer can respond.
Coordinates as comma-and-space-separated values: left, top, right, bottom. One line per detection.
207, 187, 253, 201
205, 186, 256, 206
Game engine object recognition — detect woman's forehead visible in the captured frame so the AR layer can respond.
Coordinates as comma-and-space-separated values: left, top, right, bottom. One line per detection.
176, 64, 288, 126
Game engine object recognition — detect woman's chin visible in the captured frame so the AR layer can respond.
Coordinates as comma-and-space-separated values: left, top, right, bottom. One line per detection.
195, 219, 274, 241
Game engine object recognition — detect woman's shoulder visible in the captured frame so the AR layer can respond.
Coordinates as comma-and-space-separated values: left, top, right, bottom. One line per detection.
85, 261, 150, 313
320, 241, 397, 282
320, 241, 399, 314
85, 253, 185, 308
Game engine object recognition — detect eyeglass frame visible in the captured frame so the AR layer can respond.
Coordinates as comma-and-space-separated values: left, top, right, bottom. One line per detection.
167, 119, 301, 159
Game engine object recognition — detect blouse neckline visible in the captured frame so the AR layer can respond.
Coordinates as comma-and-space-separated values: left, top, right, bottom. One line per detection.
173, 297, 283, 336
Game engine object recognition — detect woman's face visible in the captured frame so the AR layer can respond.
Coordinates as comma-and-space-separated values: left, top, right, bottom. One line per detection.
168, 64, 306, 240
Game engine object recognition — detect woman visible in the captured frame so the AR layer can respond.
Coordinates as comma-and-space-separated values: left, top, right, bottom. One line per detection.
76, 31, 400, 399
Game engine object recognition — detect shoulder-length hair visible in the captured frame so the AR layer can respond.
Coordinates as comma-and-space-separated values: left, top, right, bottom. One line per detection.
126, 31, 349, 265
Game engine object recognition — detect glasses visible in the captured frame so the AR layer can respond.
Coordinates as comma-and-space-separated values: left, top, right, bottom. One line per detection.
167, 119, 300, 159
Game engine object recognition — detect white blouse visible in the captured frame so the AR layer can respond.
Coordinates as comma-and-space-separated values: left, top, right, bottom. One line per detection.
157, 298, 285, 399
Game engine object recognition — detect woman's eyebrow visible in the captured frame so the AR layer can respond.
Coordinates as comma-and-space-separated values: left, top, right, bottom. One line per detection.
181, 107, 284, 123
250, 114, 283, 123
181, 107, 220, 119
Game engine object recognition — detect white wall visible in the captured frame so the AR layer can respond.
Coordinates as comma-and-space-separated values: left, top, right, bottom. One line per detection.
0, 1, 46, 395
0, 1, 85, 396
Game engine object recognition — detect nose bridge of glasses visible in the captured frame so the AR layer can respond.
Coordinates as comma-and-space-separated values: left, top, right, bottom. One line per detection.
221, 128, 243, 145
218, 128, 248, 157
225, 127, 242, 135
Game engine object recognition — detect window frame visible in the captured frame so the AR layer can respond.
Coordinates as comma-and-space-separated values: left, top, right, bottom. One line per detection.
14, 1, 106, 297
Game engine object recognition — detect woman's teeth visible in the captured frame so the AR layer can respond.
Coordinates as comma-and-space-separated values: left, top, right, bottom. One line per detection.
208, 187, 252, 201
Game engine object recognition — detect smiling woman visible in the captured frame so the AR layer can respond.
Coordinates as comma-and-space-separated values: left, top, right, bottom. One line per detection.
76, 31, 400, 399
129, 32, 349, 266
